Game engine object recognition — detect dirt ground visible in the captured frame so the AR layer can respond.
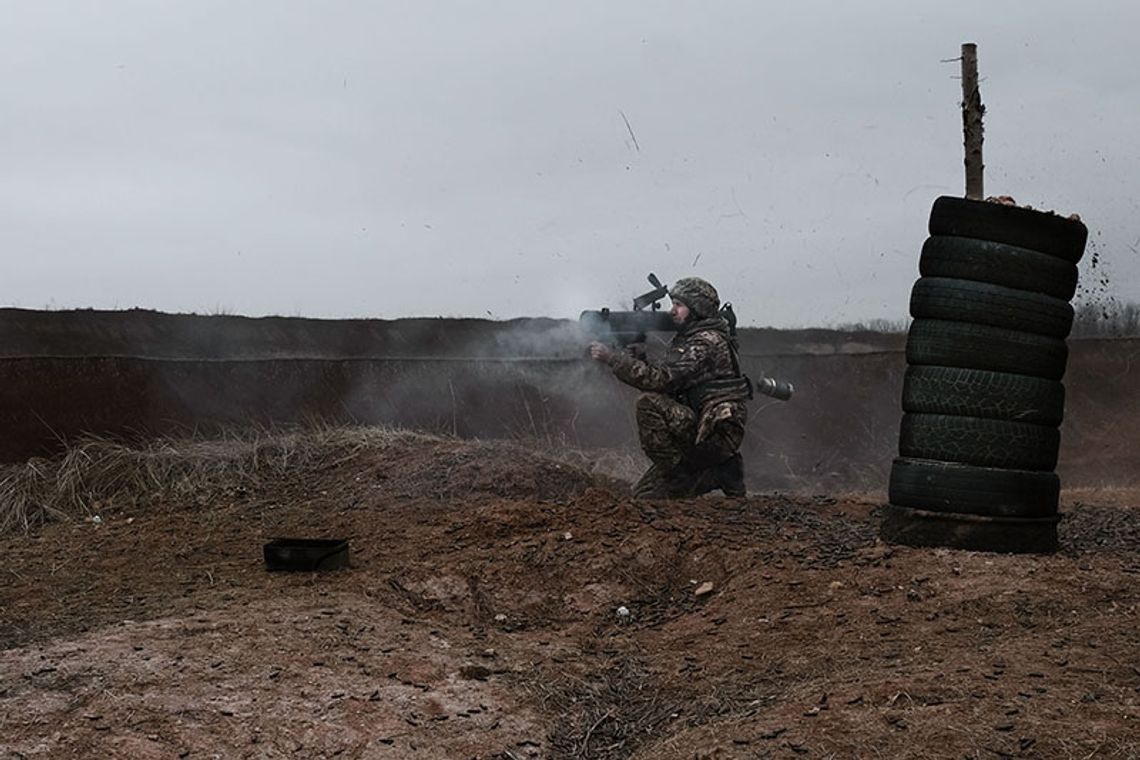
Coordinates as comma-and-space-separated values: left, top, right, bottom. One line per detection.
2, 436, 1139, 759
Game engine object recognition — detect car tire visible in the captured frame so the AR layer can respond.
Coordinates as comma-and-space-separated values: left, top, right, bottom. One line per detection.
905, 319, 1069, 380
902, 365, 1065, 426
898, 413, 1059, 471
889, 457, 1059, 517
910, 277, 1074, 338
928, 195, 1087, 263
920, 235, 1079, 301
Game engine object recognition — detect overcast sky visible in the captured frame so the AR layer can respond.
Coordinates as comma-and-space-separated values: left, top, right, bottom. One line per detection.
2, 2, 1137, 327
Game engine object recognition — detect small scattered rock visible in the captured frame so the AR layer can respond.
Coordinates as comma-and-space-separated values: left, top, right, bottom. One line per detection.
694, 582, 715, 597
459, 665, 492, 681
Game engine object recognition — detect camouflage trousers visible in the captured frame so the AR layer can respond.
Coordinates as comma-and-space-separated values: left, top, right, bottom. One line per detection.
632, 393, 745, 499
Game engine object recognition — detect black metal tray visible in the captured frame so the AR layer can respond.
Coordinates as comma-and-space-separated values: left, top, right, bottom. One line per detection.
263, 538, 350, 571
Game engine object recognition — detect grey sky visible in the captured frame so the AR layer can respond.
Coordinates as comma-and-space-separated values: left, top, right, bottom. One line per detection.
2, 2, 1137, 327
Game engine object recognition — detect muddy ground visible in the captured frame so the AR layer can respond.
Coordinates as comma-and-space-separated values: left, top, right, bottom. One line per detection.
2, 435, 1139, 759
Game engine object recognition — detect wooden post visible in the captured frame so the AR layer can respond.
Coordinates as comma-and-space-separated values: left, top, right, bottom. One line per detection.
961, 42, 985, 200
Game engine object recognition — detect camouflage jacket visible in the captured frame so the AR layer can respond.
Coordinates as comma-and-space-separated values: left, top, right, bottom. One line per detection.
606, 316, 749, 441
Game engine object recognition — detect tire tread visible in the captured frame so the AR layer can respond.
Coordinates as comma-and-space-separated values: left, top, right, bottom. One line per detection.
889, 457, 1059, 518
899, 413, 1059, 471
902, 365, 1065, 425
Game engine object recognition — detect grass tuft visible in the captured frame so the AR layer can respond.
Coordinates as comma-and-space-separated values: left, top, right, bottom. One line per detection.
0, 425, 439, 535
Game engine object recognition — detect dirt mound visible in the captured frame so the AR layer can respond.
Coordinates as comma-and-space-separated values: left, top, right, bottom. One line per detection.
360, 438, 615, 503
2, 433, 1139, 759
0, 427, 611, 535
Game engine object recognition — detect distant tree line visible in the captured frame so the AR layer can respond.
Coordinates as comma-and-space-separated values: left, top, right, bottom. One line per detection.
828, 301, 1140, 338
832, 318, 910, 334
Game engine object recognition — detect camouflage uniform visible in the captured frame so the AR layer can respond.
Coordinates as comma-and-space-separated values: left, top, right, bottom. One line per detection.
602, 278, 749, 498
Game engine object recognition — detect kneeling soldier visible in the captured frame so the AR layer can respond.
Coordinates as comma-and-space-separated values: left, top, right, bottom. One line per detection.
589, 277, 749, 498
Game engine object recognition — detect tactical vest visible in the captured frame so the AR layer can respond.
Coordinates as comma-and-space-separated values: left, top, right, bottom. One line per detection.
681, 335, 754, 411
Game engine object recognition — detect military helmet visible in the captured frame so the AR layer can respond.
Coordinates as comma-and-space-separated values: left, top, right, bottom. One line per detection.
669, 277, 720, 319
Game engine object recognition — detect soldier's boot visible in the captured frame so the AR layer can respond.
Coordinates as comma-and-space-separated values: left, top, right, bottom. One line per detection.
632, 464, 670, 499
716, 453, 746, 497
634, 463, 704, 500
664, 466, 701, 498
685, 465, 719, 497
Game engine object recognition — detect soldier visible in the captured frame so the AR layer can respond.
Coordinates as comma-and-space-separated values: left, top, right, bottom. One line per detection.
589, 277, 749, 498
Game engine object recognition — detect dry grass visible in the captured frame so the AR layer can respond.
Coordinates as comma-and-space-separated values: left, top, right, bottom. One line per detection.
547, 444, 645, 485
0, 425, 441, 535
0, 425, 639, 535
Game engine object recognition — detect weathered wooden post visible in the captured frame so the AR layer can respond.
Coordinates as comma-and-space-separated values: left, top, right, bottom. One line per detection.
961, 42, 984, 200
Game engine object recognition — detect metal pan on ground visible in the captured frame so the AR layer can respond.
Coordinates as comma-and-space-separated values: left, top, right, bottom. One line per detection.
263, 538, 350, 571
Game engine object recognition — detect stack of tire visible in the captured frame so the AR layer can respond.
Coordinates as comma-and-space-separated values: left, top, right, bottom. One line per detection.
882, 196, 1088, 553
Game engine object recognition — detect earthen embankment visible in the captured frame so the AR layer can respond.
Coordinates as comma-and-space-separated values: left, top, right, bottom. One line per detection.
0, 309, 1132, 490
